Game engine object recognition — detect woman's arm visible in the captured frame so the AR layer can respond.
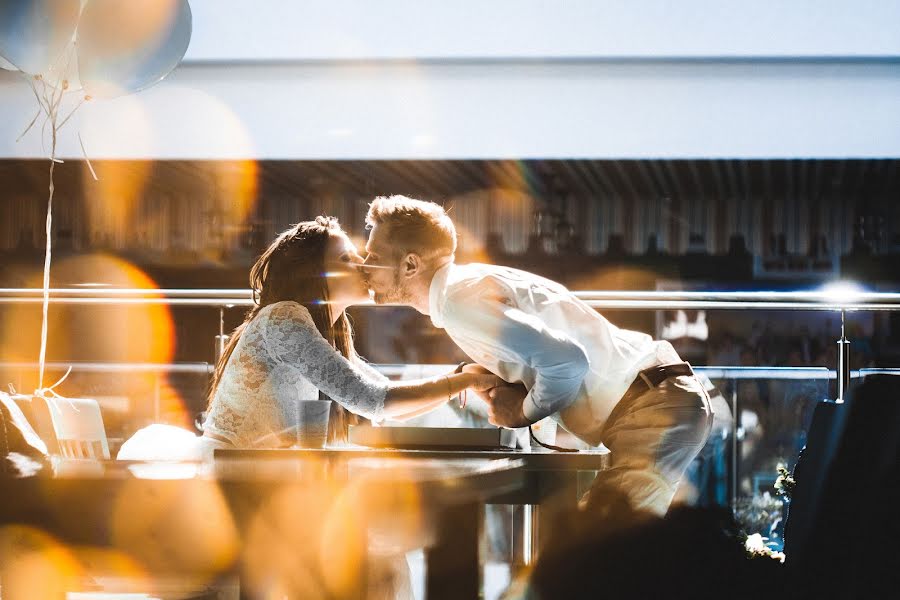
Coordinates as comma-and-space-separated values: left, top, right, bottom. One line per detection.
350, 352, 390, 383
382, 371, 498, 420
352, 354, 498, 420
264, 303, 499, 421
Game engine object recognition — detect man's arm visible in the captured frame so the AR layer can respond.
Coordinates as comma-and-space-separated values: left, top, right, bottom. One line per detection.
461, 364, 530, 427
445, 292, 590, 427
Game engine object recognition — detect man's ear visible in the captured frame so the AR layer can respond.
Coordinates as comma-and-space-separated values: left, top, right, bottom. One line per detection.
400, 252, 422, 279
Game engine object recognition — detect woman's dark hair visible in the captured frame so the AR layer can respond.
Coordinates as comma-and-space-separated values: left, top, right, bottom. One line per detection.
208, 216, 358, 443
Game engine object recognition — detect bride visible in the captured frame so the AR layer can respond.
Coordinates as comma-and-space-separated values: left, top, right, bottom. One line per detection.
119, 216, 499, 460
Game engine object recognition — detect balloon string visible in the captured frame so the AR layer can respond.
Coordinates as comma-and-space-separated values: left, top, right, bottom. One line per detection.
37, 76, 58, 392
19, 58, 88, 395
35, 367, 79, 416
78, 132, 98, 181
16, 109, 41, 143
32, 75, 68, 392
57, 97, 86, 130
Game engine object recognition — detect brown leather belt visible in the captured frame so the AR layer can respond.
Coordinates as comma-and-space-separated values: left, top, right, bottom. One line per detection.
621, 362, 695, 405
530, 362, 696, 453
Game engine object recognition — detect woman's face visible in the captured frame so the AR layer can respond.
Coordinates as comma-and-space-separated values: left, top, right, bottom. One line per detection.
324, 230, 370, 306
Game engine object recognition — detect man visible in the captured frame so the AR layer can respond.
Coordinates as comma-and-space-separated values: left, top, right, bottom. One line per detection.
363, 195, 712, 515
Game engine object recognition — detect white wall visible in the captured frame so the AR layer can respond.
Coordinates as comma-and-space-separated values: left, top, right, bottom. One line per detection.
184, 0, 900, 61
1, 1, 898, 160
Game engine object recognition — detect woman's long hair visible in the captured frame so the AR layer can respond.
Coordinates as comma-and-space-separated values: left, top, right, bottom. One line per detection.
207, 216, 359, 443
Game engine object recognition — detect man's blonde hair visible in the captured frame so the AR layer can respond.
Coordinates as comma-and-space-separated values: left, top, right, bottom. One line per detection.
366, 195, 457, 259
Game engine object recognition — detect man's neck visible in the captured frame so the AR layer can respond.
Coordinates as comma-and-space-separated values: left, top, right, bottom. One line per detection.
408, 271, 436, 315
410, 293, 431, 316
410, 256, 453, 315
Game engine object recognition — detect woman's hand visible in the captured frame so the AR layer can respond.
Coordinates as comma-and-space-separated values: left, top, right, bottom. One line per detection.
461, 363, 493, 376
458, 364, 502, 406
466, 372, 504, 392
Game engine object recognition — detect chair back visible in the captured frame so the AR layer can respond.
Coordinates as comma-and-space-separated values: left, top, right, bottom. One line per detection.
41, 396, 110, 460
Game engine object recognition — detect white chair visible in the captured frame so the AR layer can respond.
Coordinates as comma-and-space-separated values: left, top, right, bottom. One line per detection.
42, 396, 111, 460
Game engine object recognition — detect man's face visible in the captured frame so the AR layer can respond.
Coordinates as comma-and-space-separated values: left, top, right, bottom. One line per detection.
364, 223, 414, 305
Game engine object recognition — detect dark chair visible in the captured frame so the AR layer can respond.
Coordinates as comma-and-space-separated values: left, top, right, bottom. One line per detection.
786, 374, 900, 599
782, 399, 849, 559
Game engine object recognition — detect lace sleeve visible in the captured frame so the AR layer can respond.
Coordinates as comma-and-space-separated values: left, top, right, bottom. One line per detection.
351, 353, 390, 383
262, 303, 388, 420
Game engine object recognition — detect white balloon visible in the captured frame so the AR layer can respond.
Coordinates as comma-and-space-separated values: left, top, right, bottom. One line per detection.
0, 0, 82, 77
76, 0, 192, 99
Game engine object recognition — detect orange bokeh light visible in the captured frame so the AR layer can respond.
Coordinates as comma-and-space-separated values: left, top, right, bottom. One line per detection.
0, 254, 188, 423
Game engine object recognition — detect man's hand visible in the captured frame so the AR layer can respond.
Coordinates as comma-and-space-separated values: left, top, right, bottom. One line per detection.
485, 383, 530, 428
459, 364, 531, 427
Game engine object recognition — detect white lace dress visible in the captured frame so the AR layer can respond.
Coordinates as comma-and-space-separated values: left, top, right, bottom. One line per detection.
202, 301, 389, 447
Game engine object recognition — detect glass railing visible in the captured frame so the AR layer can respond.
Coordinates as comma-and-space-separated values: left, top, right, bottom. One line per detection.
2, 287, 899, 549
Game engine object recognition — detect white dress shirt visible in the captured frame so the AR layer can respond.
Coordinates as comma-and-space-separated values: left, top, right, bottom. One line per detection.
429, 263, 682, 445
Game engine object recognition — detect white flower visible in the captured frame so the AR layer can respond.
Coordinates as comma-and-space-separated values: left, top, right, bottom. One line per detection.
744, 533, 786, 562
745, 533, 767, 553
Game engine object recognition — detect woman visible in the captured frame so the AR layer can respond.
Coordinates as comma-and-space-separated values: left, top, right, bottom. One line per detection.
119, 217, 498, 459
203, 215, 498, 447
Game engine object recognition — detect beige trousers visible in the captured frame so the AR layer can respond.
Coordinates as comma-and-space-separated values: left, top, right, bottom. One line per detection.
585, 374, 714, 516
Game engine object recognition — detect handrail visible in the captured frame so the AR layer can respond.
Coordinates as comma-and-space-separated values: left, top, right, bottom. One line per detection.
325, 365, 900, 380
0, 361, 214, 374
0, 288, 257, 307
2, 288, 900, 311
1, 361, 893, 381
3, 287, 898, 402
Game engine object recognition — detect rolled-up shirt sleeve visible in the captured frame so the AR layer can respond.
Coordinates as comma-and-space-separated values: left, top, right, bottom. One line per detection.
442, 290, 589, 422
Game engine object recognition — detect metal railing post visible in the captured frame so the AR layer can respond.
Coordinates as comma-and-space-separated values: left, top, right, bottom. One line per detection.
730, 384, 739, 511
215, 306, 229, 363
836, 310, 851, 403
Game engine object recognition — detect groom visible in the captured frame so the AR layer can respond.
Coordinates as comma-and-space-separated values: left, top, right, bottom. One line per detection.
362, 195, 712, 515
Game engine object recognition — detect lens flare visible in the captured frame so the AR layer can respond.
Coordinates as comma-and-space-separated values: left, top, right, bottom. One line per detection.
211, 160, 260, 253
342, 465, 428, 555
485, 185, 539, 254
570, 265, 662, 293
821, 280, 864, 303
63, 546, 153, 595
0, 254, 185, 422
109, 478, 238, 577
243, 479, 366, 600
82, 160, 153, 247
80, 87, 155, 156
438, 189, 490, 263
0, 525, 82, 599
81, 0, 181, 56
571, 266, 663, 332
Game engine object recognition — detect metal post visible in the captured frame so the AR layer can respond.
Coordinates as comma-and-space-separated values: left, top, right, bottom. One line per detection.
522, 504, 535, 565
836, 310, 851, 403
214, 306, 229, 363
730, 385, 739, 511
